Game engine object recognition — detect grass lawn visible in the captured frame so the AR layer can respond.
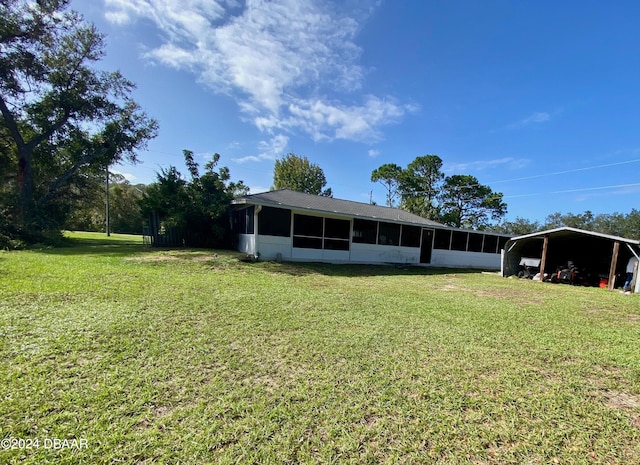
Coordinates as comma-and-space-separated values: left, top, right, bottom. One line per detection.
1, 232, 640, 464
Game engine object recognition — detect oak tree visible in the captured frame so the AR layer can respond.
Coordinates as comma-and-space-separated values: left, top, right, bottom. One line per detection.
438, 174, 507, 229
273, 153, 332, 197
0, 0, 157, 236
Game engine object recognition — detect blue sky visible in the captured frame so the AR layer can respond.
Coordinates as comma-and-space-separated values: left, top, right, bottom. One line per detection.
73, 0, 640, 223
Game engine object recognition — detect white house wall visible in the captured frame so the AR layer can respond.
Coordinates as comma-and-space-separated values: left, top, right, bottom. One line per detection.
291, 247, 350, 262
431, 249, 501, 269
236, 234, 255, 256
253, 238, 501, 268
350, 243, 420, 264
256, 235, 291, 261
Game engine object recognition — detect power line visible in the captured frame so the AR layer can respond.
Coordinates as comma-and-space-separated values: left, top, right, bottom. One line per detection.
504, 182, 640, 199
488, 159, 640, 185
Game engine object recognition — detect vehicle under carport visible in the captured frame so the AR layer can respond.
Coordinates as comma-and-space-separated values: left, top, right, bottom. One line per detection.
502, 227, 640, 292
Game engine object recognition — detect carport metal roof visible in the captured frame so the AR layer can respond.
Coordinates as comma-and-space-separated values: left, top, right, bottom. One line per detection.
507, 226, 640, 246
503, 227, 640, 292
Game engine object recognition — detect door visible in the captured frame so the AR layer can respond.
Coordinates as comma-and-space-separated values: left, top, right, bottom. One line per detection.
420, 229, 434, 264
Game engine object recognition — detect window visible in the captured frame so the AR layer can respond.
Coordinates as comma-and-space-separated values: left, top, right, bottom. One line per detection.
293, 214, 323, 237
401, 225, 422, 248
325, 218, 350, 240
293, 236, 323, 249
482, 235, 498, 254
467, 233, 484, 252
324, 218, 350, 251
234, 206, 254, 234
378, 222, 400, 246
293, 214, 324, 249
353, 219, 377, 244
451, 231, 468, 251
258, 206, 290, 237
293, 214, 351, 251
434, 229, 452, 250
324, 239, 350, 250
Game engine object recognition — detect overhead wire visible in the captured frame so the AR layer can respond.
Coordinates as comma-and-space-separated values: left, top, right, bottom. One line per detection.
486, 158, 640, 185
431, 158, 640, 199
505, 182, 640, 199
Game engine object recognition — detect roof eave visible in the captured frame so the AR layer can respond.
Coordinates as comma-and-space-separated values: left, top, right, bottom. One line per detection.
509, 226, 640, 245
232, 196, 439, 227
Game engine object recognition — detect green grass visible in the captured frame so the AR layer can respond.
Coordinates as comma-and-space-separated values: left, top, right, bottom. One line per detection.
1, 232, 640, 464
64, 230, 144, 244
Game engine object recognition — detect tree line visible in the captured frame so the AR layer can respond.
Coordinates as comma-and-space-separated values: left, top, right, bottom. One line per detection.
275, 153, 640, 240
491, 210, 640, 238
139, 150, 248, 248
60, 150, 640, 244
271, 152, 507, 231
370, 155, 507, 229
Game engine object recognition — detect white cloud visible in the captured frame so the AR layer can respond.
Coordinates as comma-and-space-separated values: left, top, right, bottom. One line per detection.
525, 112, 550, 123
248, 185, 270, 194
104, 0, 413, 146
111, 169, 137, 182
507, 111, 551, 129
233, 134, 289, 163
257, 96, 416, 142
368, 149, 380, 158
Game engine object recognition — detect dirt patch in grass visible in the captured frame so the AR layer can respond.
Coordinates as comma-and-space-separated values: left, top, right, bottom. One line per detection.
439, 282, 539, 304
604, 391, 640, 409
441, 284, 459, 291
587, 366, 640, 428
125, 252, 212, 263
583, 307, 640, 324
472, 288, 534, 301
583, 306, 625, 315
603, 390, 640, 429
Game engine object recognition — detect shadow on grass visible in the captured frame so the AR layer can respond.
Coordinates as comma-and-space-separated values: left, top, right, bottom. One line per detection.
253, 260, 487, 278
37, 237, 231, 260
36, 240, 149, 257
28, 233, 492, 277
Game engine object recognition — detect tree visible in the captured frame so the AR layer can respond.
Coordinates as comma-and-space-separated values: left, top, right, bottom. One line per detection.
399, 155, 444, 219
540, 210, 640, 240
370, 163, 403, 207
108, 181, 146, 234
63, 171, 115, 232
544, 211, 595, 230
273, 153, 332, 196
490, 217, 542, 236
0, 0, 157, 237
140, 151, 248, 247
438, 174, 507, 229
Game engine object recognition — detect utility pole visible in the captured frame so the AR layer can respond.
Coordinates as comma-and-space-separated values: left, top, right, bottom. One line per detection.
106, 164, 110, 236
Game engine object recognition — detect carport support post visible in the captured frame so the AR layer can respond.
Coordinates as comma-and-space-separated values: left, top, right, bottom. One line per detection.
539, 235, 549, 280
608, 241, 620, 291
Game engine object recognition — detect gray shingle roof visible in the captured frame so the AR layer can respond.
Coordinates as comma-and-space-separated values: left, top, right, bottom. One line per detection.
232, 189, 444, 227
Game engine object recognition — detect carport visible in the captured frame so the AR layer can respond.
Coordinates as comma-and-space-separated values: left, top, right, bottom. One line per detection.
502, 227, 640, 292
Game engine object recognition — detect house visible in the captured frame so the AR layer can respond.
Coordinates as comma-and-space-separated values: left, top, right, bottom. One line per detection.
502, 227, 640, 292
231, 189, 510, 269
